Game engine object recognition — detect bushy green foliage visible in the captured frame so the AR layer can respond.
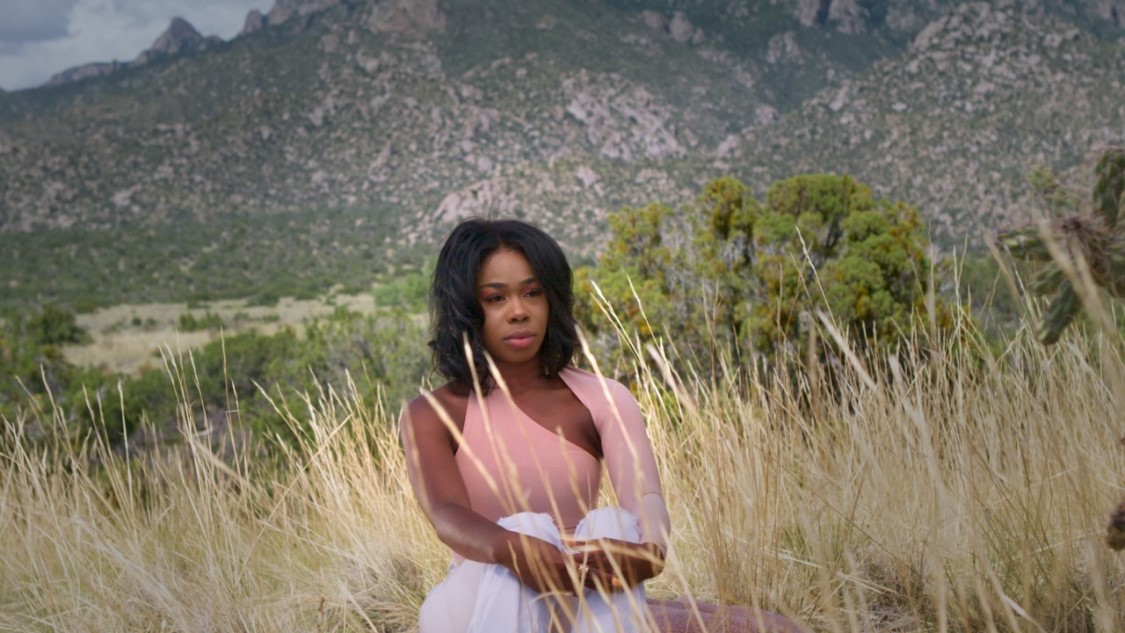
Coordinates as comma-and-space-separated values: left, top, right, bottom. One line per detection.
577, 174, 946, 363
178, 311, 225, 332
1, 306, 94, 442
29, 305, 91, 346
3, 306, 430, 449
372, 268, 430, 312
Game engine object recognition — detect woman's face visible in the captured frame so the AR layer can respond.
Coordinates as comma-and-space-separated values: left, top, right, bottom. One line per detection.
476, 247, 549, 367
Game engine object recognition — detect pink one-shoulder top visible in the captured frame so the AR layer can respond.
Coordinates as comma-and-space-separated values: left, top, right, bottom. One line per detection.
454, 367, 666, 542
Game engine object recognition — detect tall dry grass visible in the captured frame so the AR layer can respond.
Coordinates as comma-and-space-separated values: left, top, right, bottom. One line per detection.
2, 309, 1124, 631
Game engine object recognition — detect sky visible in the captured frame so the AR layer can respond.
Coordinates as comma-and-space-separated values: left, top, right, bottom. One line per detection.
0, 0, 268, 91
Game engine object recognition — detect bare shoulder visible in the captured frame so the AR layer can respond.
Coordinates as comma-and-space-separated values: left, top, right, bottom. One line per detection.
402, 382, 471, 436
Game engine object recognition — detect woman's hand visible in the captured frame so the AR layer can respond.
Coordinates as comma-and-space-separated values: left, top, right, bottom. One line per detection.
492, 531, 589, 594
565, 537, 666, 591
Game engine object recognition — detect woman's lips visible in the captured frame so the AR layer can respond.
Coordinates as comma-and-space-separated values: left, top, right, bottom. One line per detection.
504, 332, 536, 348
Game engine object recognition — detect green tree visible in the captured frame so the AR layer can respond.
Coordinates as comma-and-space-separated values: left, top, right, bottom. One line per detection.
577, 174, 945, 364
748, 175, 936, 356
575, 202, 679, 339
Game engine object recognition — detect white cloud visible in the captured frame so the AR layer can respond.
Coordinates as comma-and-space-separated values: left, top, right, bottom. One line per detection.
0, 0, 267, 91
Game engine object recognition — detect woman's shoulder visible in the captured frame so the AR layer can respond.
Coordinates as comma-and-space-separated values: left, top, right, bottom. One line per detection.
402, 381, 472, 430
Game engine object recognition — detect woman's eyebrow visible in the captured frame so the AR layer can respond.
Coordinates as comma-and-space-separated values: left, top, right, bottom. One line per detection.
478, 276, 539, 289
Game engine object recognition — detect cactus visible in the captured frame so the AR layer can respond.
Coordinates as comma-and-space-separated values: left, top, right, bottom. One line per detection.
1093, 148, 1125, 228
1000, 149, 1125, 553
1111, 500, 1125, 551
1037, 284, 1082, 345
1111, 432, 1125, 552
997, 147, 1125, 345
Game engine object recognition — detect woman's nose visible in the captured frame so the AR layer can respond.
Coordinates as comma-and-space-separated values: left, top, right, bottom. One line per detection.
508, 298, 529, 321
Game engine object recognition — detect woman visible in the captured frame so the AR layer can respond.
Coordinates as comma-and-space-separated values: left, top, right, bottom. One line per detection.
400, 218, 671, 633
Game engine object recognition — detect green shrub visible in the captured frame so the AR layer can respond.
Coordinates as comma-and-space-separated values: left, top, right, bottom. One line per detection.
577, 174, 950, 366
178, 311, 225, 332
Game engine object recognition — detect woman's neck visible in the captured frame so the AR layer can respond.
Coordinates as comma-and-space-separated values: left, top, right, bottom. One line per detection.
490, 358, 549, 395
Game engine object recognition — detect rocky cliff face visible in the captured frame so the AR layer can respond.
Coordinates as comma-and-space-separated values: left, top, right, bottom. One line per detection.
267, 0, 345, 26
44, 62, 125, 88
242, 10, 267, 36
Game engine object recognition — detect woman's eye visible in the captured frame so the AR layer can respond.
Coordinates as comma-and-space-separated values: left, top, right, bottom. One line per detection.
526, 288, 544, 298
482, 295, 503, 304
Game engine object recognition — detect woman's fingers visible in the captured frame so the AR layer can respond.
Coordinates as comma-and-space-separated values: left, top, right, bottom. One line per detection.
517, 536, 648, 594
570, 539, 661, 590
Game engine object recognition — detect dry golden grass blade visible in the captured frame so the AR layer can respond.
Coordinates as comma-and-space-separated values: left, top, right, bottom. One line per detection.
3, 299, 1125, 631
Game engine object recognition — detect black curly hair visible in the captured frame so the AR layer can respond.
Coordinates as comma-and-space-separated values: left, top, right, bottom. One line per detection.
429, 217, 578, 393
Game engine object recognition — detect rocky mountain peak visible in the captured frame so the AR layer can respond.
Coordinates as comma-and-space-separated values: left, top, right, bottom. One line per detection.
242, 9, 267, 36
134, 17, 218, 65
151, 18, 204, 55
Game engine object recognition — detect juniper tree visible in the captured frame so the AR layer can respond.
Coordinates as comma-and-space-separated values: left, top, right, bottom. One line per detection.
576, 174, 945, 363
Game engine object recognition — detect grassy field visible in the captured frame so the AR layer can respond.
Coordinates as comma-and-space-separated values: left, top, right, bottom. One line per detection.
2, 304, 1124, 631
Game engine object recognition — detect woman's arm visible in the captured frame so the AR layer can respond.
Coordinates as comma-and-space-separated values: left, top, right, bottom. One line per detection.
578, 377, 671, 587
597, 379, 671, 551
400, 390, 585, 593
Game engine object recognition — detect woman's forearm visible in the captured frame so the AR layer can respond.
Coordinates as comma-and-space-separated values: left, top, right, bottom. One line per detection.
429, 502, 517, 565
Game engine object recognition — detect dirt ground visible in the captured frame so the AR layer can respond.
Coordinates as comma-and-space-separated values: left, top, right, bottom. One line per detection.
63, 293, 377, 375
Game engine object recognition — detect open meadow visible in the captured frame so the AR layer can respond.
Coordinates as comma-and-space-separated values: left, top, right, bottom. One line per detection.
60, 293, 379, 375
2, 303, 1123, 632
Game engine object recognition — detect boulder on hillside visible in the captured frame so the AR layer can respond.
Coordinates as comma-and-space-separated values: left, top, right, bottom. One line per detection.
795, 0, 829, 27
795, 0, 867, 34
267, 0, 344, 27
640, 10, 703, 44
669, 11, 703, 43
366, 0, 447, 34
641, 10, 668, 32
1086, 0, 1125, 26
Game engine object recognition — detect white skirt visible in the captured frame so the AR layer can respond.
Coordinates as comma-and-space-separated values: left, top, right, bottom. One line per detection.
419, 507, 651, 633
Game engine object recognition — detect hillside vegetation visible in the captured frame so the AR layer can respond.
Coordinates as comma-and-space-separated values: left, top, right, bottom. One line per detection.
1, 0, 1124, 309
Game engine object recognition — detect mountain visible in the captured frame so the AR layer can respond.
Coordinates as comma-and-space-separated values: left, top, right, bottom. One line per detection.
0, 0, 1123, 308
133, 17, 223, 65
731, 2, 1125, 243
0, 0, 767, 248
44, 18, 222, 88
